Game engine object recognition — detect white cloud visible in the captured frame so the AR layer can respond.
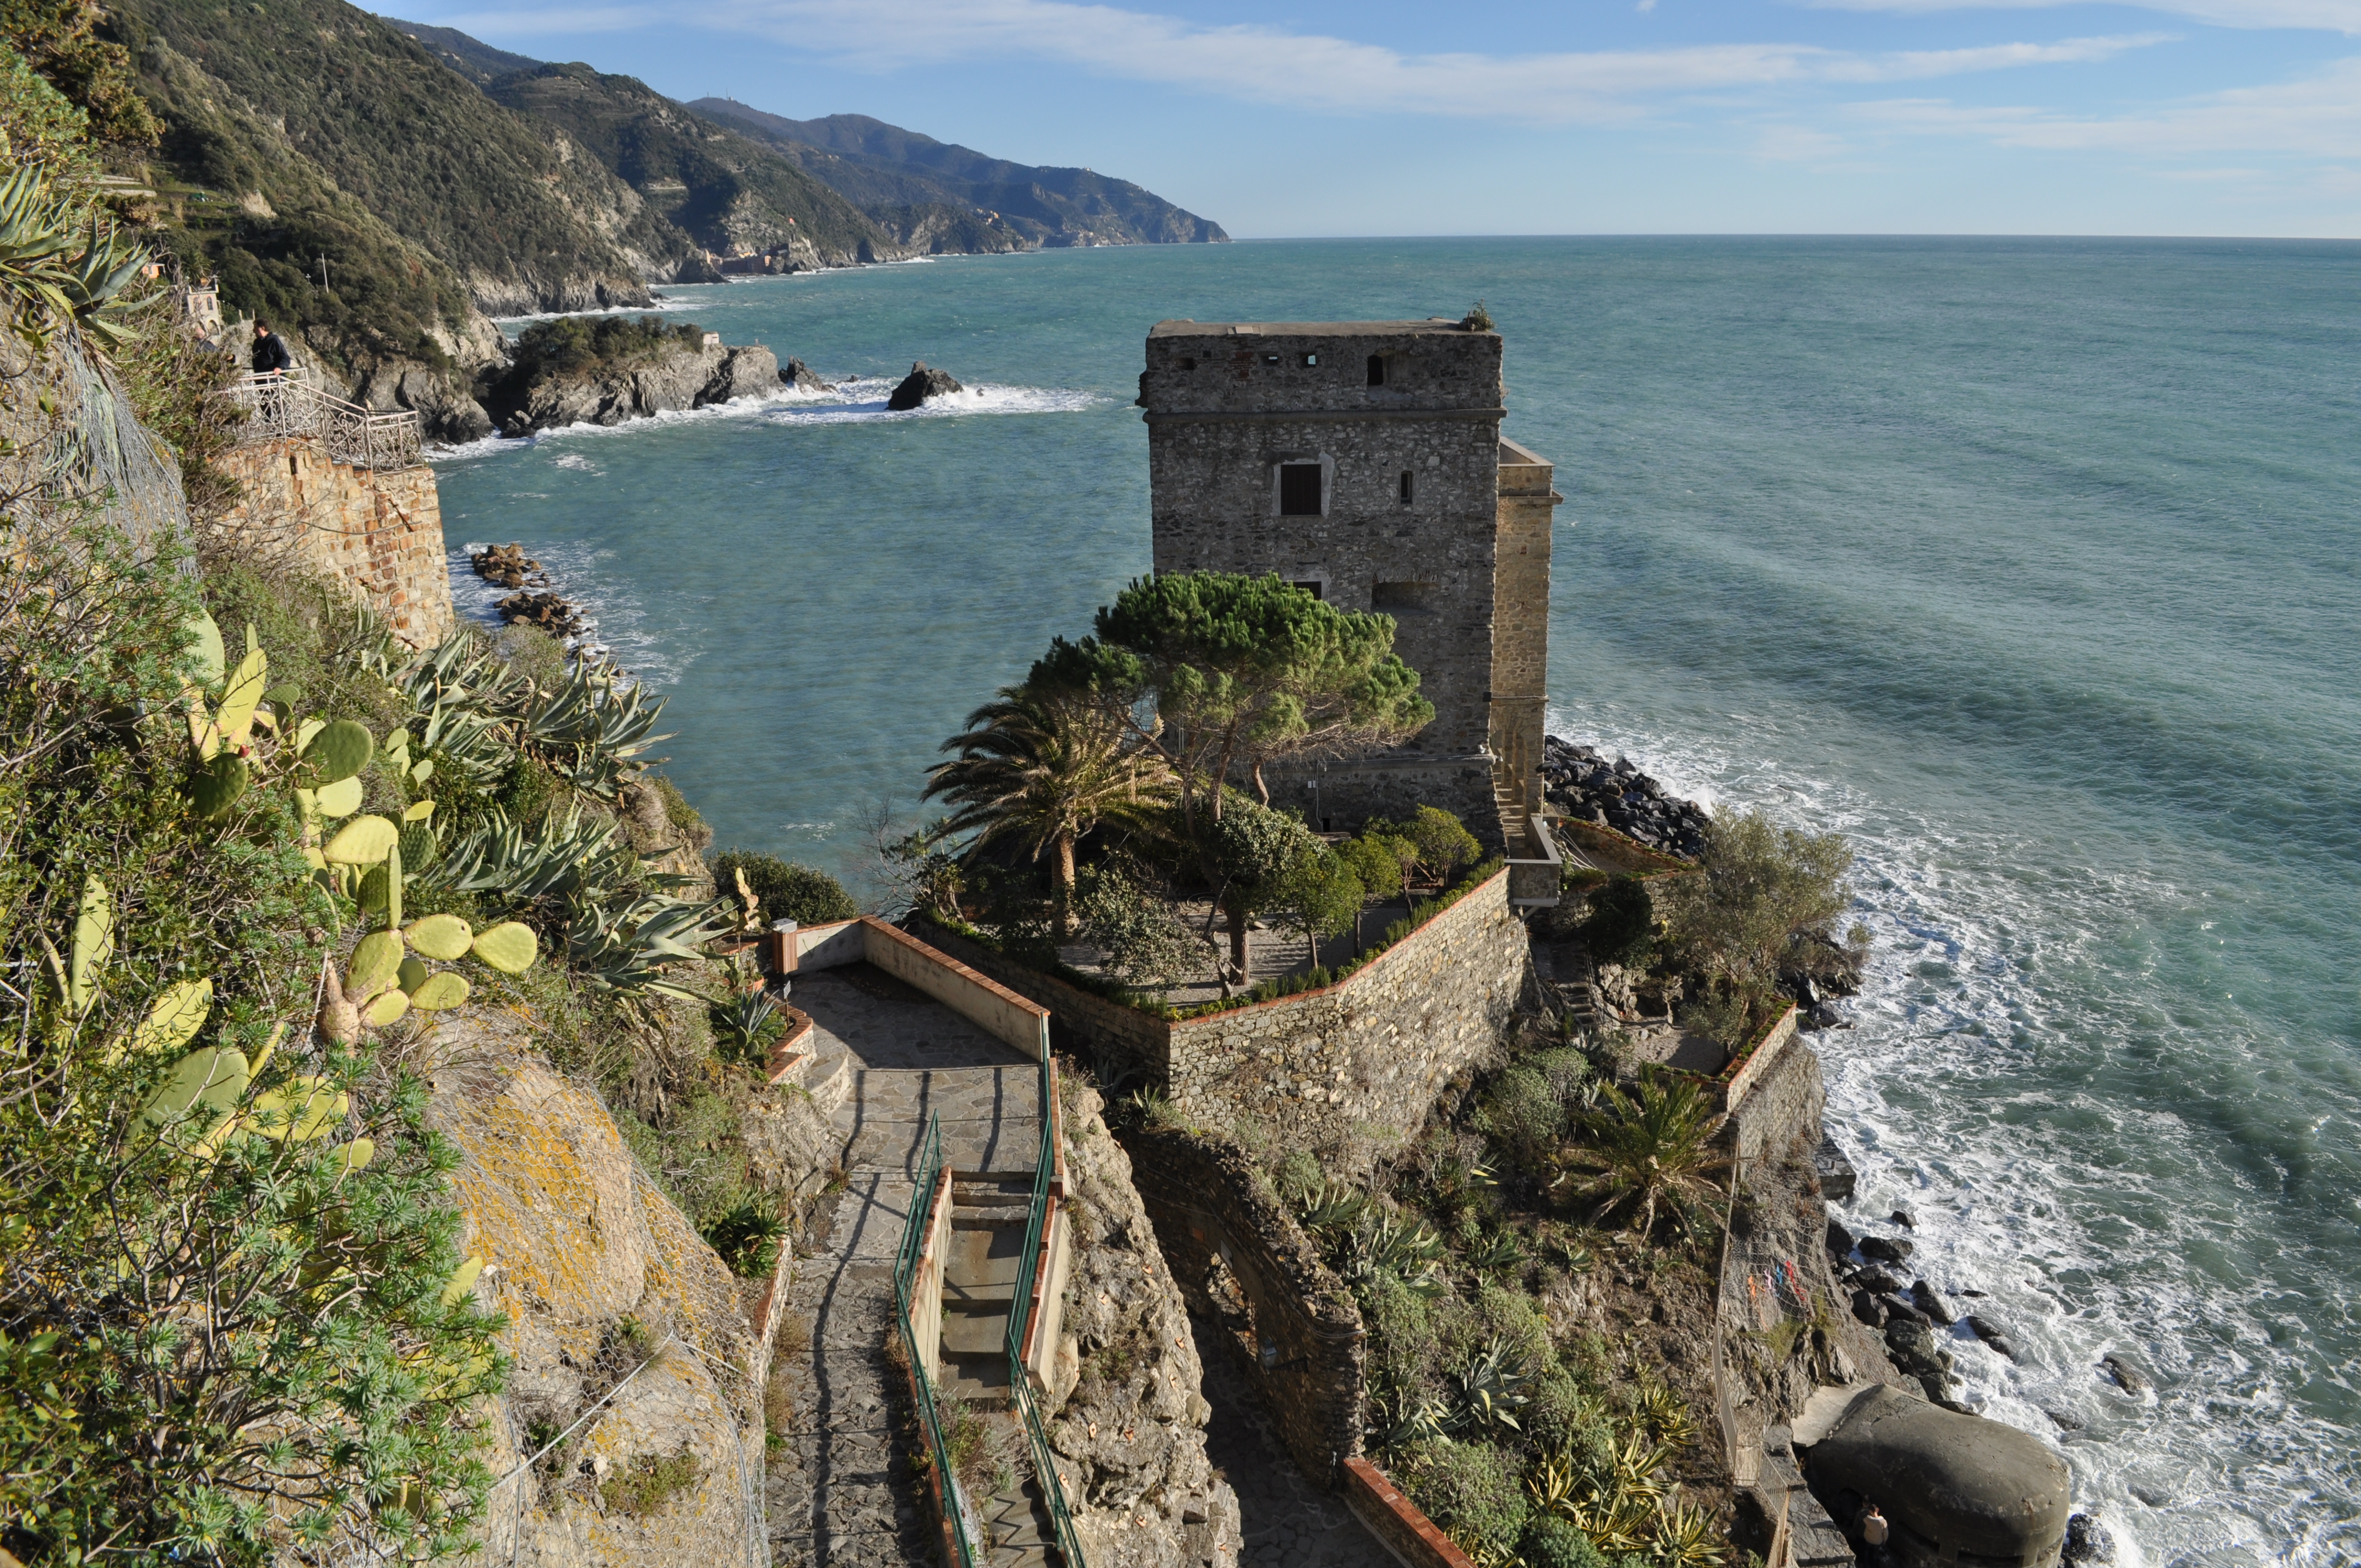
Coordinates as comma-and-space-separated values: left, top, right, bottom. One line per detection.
444, 0, 2169, 121
1854, 55, 2361, 154
1806, 0, 2361, 35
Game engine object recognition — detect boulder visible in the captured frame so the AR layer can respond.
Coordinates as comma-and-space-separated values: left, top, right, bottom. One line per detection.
1853, 1267, 1904, 1296
1827, 1217, 1857, 1258
1804, 1384, 2070, 1568
1850, 1288, 1886, 1329
697, 344, 780, 404
1911, 1280, 1956, 1326
1860, 1234, 1914, 1264
2062, 1513, 2115, 1564
886, 360, 963, 410
1966, 1315, 2019, 1362
1814, 1133, 1858, 1201
780, 357, 829, 392
2102, 1354, 2149, 1395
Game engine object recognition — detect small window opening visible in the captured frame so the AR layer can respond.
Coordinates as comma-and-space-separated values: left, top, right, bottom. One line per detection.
1301, 352, 1319, 367
1290, 579, 1324, 600
1366, 354, 1386, 387
1177, 356, 1196, 370
289, 454, 300, 477
1399, 471, 1414, 504
1279, 463, 1323, 516
1263, 353, 1282, 365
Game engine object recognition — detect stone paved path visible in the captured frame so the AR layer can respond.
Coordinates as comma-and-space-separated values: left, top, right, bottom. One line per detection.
1192, 1313, 1392, 1568
768, 967, 1042, 1568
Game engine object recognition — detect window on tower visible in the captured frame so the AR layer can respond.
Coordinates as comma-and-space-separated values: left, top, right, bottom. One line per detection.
1279, 462, 1324, 516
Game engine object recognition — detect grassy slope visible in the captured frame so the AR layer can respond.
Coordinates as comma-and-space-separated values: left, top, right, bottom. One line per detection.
484, 64, 896, 265
110, 0, 695, 317
692, 99, 1229, 246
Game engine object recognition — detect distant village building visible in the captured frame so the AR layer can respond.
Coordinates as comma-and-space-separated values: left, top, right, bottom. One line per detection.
1138, 318, 1563, 848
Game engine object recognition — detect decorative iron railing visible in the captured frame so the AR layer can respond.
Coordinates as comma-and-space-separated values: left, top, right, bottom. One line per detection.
219, 371, 422, 471
893, 1112, 978, 1568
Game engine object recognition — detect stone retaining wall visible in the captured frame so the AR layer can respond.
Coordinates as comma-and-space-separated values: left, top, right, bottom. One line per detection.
1340, 1457, 1476, 1568
916, 868, 1530, 1161
1122, 1125, 1366, 1484
216, 436, 453, 647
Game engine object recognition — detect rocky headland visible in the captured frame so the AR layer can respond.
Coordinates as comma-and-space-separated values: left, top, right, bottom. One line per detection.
483, 318, 792, 437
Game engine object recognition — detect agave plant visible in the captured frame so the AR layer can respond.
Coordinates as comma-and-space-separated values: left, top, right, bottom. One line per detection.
523, 660, 672, 799
1371, 1387, 1455, 1453
566, 890, 726, 1001
1448, 1336, 1533, 1437
1628, 1373, 1699, 1449
714, 988, 784, 1066
1463, 1227, 1527, 1284
1552, 1073, 1732, 1240
436, 803, 634, 905
1651, 1494, 1724, 1567
0, 164, 150, 350
1336, 1210, 1450, 1298
1294, 1175, 1372, 1238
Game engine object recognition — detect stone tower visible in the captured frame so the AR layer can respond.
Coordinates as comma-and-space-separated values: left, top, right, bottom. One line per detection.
1139, 318, 1562, 843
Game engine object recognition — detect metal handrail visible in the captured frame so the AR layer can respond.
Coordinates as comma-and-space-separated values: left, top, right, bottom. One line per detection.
217, 371, 422, 470
892, 1112, 977, 1568
1005, 1062, 1086, 1568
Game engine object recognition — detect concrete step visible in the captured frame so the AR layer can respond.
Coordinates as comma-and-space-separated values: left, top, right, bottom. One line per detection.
942, 1352, 1012, 1406
942, 1303, 1015, 1358
805, 1043, 852, 1118
944, 1222, 1026, 1304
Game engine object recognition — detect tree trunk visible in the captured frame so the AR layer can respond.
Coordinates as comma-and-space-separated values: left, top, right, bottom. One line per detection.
1250, 757, 1271, 807
1053, 829, 1076, 940
1228, 902, 1249, 980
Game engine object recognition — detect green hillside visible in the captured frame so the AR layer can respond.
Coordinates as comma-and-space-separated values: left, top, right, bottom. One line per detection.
387, 16, 540, 88
691, 100, 1228, 247
109, 0, 701, 317
484, 64, 906, 266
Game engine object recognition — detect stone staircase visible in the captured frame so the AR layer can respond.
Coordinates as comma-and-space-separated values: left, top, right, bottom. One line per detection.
938, 1172, 1062, 1568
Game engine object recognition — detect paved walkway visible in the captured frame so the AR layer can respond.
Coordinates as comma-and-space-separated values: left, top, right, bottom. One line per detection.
766, 965, 1041, 1568
1192, 1313, 1392, 1568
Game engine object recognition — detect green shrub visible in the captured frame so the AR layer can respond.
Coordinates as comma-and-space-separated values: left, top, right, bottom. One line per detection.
1478, 1064, 1563, 1172
1581, 875, 1656, 968
508, 314, 703, 383
701, 1195, 785, 1278
647, 773, 708, 841
1401, 1440, 1528, 1557
1656, 806, 1861, 995
1526, 1046, 1593, 1102
1524, 1514, 1610, 1568
1436, 1284, 1552, 1371
1527, 1369, 1615, 1469
710, 850, 859, 925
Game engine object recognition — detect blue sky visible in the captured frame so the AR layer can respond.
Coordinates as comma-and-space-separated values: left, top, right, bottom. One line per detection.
393, 0, 2361, 237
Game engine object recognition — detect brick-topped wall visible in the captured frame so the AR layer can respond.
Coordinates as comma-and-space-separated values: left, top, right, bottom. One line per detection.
216, 437, 453, 647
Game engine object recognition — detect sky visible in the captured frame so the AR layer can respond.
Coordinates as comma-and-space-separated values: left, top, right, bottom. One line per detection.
391, 0, 2361, 237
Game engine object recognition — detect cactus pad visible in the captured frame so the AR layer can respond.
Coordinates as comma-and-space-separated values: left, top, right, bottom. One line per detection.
336, 1137, 376, 1175
191, 752, 251, 820
356, 867, 390, 913
408, 971, 470, 1010
348, 931, 404, 1001
363, 988, 410, 1027
142, 1046, 250, 1129
397, 820, 438, 873
127, 978, 213, 1058
401, 799, 436, 823
470, 921, 539, 974
250, 1076, 349, 1142
185, 610, 226, 688
69, 875, 111, 1015
313, 775, 364, 819
397, 956, 428, 995
404, 913, 474, 960
440, 1256, 485, 1306
304, 720, 374, 784
216, 643, 267, 747
324, 815, 399, 865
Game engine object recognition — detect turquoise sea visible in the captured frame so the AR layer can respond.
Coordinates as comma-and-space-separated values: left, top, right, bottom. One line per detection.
434, 237, 2361, 1565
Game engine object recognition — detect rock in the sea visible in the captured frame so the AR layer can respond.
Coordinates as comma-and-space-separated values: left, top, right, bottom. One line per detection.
886, 360, 962, 410
1880, 1291, 1930, 1327
1860, 1234, 1915, 1264
1891, 1207, 1917, 1229
1827, 1217, 1858, 1257
780, 356, 829, 392
1854, 1266, 1905, 1296
1966, 1315, 2019, 1362
1814, 1133, 1858, 1202
1911, 1279, 1957, 1326
2062, 1513, 2116, 1564
2103, 1353, 2149, 1395
1803, 1000, 1844, 1031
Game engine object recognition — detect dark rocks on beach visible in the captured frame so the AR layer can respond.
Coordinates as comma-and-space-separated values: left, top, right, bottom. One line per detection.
1827, 1218, 1857, 1258
1860, 1234, 1915, 1265
1891, 1208, 1917, 1230
1911, 1280, 1956, 1326
886, 360, 963, 410
2062, 1514, 2117, 1564
780, 356, 829, 392
1803, 1000, 1846, 1031
496, 590, 581, 636
1815, 1133, 1858, 1202
1851, 1289, 1886, 1329
1966, 1315, 2019, 1362
1853, 1266, 1905, 1296
1880, 1292, 1930, 1327
471, 542, 545, 589
2102, 1354, 2149, 1395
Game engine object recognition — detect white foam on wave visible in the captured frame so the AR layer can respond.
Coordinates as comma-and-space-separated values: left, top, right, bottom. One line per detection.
1545, 698, 2360, 1565
426, 379, 1097, 464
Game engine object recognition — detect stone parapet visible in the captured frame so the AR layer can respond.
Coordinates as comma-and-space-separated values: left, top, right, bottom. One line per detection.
1340, 1457, 1477, 1568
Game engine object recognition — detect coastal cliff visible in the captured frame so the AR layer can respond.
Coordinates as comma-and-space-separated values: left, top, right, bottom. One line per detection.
482, 316, 787, 435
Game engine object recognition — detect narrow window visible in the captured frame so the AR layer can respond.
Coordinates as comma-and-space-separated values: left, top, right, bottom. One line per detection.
1366, 354, 1385, 387
289, 454, 299, 477
1290, 579, 1324, 600
1300, 352, 1319, 367
1279, 462, 1323, 516
1263, 353, 1282, 365
1399, 471, 1414, 504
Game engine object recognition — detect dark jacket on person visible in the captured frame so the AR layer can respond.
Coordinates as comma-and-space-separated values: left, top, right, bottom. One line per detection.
251, 330, 293, 375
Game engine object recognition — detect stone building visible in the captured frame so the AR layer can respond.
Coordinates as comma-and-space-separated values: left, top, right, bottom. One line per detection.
1138, 318, 1563, 838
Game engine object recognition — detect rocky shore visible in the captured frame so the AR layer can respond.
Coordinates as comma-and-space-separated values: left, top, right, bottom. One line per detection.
470, 543, 588, 638
1543, 734, 1710, 859
485, 337, 791, 437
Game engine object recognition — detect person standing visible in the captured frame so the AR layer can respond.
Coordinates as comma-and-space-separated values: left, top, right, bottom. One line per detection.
1860, 1501, 1891, 1565
251, 319, 293, 377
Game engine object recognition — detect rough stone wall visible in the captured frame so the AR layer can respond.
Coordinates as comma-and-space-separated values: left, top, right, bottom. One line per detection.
1163, 869, 1529, 1161
215, 437, 454, 647
427, 1016, 765, 1568
1490, 439, 1558, 807
1048, 1077, 1244, 1568
1122, 1122, 1366, 1485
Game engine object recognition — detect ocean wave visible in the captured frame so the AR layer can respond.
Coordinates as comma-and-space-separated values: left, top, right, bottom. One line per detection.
444, 540, 694, 689
426, 379, 1098, 463
1544, 699, 2360, 1566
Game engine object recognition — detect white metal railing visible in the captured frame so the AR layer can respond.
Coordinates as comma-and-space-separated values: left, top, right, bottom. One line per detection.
220, 372, 422, 471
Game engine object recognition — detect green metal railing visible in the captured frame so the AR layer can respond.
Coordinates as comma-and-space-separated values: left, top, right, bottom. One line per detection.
1005, 1059, 1086, 1568
892, 1112, 977, 1568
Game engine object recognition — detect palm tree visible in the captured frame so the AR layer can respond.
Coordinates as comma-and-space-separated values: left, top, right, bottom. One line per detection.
1552, 1072, 1732, 1240
924, 685, 1175, 938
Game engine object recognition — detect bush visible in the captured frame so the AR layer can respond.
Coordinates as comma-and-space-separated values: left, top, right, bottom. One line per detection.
508, 314, 702, 383
1656, 807, 1858, 994
1524, 1514, 1610, 1568
1527, 1368, 1615, 1469
1581, 875, 1656, 969
701, 1195, 785, 1278
1477, 1064, 1563, 1173
1402, 1440, 1528, 1558
711, 850, 859, 926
